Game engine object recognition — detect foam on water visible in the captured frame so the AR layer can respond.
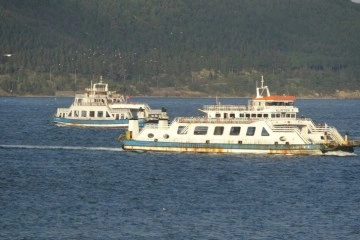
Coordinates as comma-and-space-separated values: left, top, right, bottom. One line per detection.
323, 151, 357, 157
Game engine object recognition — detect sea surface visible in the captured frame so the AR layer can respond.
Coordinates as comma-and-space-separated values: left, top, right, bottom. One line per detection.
1, 96, 360, 239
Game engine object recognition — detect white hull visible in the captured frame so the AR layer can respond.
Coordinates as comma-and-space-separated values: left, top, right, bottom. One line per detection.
122, 144, 324, 155
120, 117, 357, 155
54, 120, 129, 128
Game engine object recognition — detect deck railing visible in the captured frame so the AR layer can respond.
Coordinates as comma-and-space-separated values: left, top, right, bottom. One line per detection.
175, 117, 255, 124
201, 105, 247, 111
265, 121, 310, 144
73, 102, 107, 106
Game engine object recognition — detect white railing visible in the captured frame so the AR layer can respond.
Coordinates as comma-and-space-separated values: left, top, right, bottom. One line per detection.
327, 127, 345, 144
304, 120, 345, 144
73, 102, 107, 106
110, 109, 132, 114
175, 117, 254, 124
56, 108, 70, 114
265, 121, 310, 144
202, 105, 247, 111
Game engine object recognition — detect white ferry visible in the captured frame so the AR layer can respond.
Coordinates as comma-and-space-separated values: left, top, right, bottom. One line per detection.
53, 77, 168, 127
120, 77, 359, 155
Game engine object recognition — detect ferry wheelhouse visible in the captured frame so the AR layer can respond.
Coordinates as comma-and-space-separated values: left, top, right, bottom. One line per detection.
120, 77, 359, 155
53, 77, 168, 127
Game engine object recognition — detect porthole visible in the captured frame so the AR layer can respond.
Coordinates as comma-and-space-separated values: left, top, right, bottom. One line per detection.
148, 133, 154, 138
163, 134, 169, 139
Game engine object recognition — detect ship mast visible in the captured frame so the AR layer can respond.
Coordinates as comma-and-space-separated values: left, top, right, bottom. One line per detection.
256, 76, 270, 98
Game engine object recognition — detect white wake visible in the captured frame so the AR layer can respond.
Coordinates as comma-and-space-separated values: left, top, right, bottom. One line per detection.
0, 144, 123, 152
323, 151, 357, 157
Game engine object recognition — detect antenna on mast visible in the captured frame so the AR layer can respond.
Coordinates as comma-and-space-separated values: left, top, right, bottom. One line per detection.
256, 75, 270, 98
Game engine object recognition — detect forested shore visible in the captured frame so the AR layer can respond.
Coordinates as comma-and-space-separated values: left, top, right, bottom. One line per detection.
1, 0, 359, 97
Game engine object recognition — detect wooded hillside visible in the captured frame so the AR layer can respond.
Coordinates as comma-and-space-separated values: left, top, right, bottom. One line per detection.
1, 0, 360, 97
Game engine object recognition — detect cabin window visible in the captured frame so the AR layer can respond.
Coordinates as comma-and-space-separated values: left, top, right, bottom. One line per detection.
264, 114, 269, 118
230, 113, 235, 118
68, 111, 72, 117
121, 114, 125, 119
148, 133, 154, 138
106, 112, 111, 118
97, 111, 104, 117
261, 127, 270, 136
257, 114, 262, 118
291, 114, 296, 118
215, 113, 221, 118
246, 127, 256, 136
194, 126, 208, 135
214, 126, 224, 135
163, 134, 169, 139
230, 126, 241, 136
271, 114, 275, 118
177, 126, 188, 135
74, 110, 79, 117
251, 114, 256, 118
81, 111, 87, 117
90, 111, 95, 117
240, 113, 245, 118
276, 114, 281, 118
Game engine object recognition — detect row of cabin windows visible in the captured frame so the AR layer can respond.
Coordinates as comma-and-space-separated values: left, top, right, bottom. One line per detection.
215, 113, 296, 118
68, 110, 125, 119
178, 126, 269, 137
265, 102, 294, 106
149, 113, 161, 118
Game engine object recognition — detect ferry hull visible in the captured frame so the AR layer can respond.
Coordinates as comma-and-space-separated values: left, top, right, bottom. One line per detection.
53, 77, 168, 128
121, 140, 332, 155
53, 117, 144, 128
119, 76, 359, 156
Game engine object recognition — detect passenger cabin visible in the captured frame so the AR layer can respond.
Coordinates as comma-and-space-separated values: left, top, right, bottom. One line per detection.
201, 76, 298, 120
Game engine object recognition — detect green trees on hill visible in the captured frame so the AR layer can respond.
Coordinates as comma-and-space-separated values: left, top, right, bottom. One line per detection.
0, 0, 359, 96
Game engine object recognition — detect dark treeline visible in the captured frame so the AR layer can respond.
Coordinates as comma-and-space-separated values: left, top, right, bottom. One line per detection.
0, 0, 360, 96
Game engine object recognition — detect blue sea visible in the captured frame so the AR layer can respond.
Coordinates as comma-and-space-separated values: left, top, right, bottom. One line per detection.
1, 97, 360, 239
